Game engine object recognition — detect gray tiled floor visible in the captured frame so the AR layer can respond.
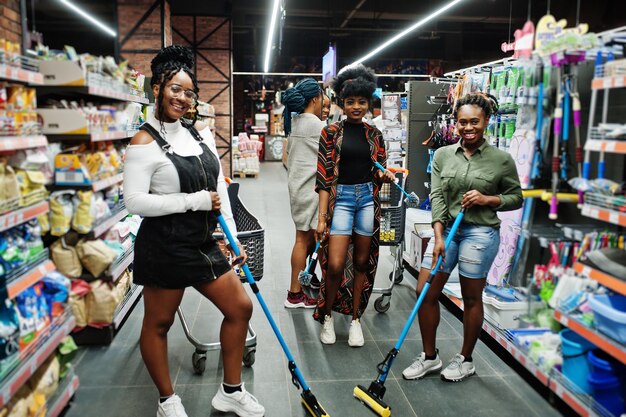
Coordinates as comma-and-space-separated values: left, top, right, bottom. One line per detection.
65, 163, 562, 417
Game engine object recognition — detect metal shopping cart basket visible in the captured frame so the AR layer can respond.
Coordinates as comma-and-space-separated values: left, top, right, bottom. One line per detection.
176, 182, 264, 374
372, 170, 407, 313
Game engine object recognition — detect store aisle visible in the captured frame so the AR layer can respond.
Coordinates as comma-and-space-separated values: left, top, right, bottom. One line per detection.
64, 163, 561, 417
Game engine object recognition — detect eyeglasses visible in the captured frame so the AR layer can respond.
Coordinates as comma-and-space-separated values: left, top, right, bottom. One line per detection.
166, 84, 198, 102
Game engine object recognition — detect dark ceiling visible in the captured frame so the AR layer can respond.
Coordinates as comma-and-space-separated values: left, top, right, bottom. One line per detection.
26, 0, 626, 75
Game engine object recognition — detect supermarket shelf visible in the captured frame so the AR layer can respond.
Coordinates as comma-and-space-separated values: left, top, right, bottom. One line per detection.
108, 250, 134, 283
0, 201, 49, 232
93, 207, 128, 238
92, 173, 124, 192
0, 63, 44, 85
584, 139, 626, 154
0, 135, 48, 152
574, 262, 626, 296
555, 310, 626, 365
591, 76, 626, 90
45, 373, 80, 417
6, 259, 56, 299
47, 130, 139, 142
113, 285, 143, 329
0, 313, 76, 408
88, 86, 149, 104
581, 204, 626, 227
441, 292, 607, 417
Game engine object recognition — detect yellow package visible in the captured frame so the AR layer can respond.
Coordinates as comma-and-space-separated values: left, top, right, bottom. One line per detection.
36, 213, 50, 236
72, 190, 94, 234
14, 170, 47, 207
0, 161, 20, 212
49, 191, 74, 236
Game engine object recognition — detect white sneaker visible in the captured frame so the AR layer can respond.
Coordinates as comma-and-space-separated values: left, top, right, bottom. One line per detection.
320, 315, 336, 344
348, 319, 365, 347
157, 394, 188, 417
440, 354, 476, 382
402, 352, 442, 380
211, 383, 265, 417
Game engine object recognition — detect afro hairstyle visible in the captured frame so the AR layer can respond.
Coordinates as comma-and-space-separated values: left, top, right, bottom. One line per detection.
331, 63, 377, 107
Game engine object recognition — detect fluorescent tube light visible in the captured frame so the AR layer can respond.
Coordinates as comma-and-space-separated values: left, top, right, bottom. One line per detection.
263, 0, 281, 73
351, 0, 465, 65
59, 0, 117, 37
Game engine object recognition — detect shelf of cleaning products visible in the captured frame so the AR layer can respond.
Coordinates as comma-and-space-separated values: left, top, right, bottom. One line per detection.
441, 292, 608, 417
90, 173, 124, 193
574, 262, 626, 296
5, 259, 56, 300
45, 371, 80, 417
108, 249, 134, 283
0, 63, 44, 85
554, 309, 626, 365
584, 139, 626, 154
581, 204, 626, 227
0, 135, 48, 152
591, 76, 626, 90
0, 201, 49, 233
0, 312, 76, 408
92, 206, 128, 238
113, 284, 142, 329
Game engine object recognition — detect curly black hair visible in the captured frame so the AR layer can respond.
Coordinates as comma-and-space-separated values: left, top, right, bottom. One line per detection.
453, 93, 499, 119
150, 45, 199, 127
331, 63, 377, 107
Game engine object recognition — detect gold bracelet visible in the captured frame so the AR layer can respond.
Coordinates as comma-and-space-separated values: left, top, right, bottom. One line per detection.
319, 213, 329, 219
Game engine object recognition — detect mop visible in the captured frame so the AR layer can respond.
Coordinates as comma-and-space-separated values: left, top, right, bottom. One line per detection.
353, 209, 465, 417
549, 58, 565, 220
298, 238, 322, 286
217, 214, 329, 417
373, 162, 420, 208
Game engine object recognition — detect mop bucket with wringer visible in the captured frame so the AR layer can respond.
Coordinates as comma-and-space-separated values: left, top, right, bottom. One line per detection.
176, 182, 264, 374
560, 329, 596, 394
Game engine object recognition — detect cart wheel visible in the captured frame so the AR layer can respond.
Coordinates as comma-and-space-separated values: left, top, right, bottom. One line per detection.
243, 349, 256, 367
374, 296, 390, 313
389, 269, 404, 284
192, 351, 207, 375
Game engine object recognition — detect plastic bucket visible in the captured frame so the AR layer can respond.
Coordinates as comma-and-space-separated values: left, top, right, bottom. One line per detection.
588, 373, 626, 417
588, 349, 623, 378
560, 329, 596, 393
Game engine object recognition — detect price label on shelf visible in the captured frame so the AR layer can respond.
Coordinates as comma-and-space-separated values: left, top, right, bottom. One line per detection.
590, 208, 600, 218
560, 314, 569, 327
609, 212, 619, 224
582, 266, 591, 277
603, 78, 612, 89
606, 141, 617, 152
616, 77, 625, 88
1, 213, 24, 231
9, 67, 18, 80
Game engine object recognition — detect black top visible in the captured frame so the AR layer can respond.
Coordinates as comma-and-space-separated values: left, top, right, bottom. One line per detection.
338, 122, 372, 185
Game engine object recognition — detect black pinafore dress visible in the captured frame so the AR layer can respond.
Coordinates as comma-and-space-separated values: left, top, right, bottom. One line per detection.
132, 122, 232, 289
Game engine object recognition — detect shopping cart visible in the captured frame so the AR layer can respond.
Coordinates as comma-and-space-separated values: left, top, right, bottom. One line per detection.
176, 182, 265, 374
372, 170, 407, 313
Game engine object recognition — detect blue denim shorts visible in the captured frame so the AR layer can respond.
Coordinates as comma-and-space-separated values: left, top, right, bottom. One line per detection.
330, 182, 374, 236
421, 224, 500, 279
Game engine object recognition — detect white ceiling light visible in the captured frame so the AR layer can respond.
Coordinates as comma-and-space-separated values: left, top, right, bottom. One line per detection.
263, 0, 281, 73
59, 0, 117, 37
351, 0, 465, 65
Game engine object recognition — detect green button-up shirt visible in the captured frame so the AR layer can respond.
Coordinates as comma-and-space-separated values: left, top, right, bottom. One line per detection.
430, 140, 523, 228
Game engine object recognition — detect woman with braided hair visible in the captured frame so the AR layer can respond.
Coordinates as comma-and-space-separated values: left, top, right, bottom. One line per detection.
124, 45, 265, 417
402, 93, 522, 382
314, 64, 395, 347
282, 78, 330, 309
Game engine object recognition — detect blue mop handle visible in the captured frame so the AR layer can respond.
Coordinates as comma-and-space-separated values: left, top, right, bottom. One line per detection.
378, 209, 465, 384
304, 239, 322, 274
217, 214, 311, 392
373, 161, 412, 200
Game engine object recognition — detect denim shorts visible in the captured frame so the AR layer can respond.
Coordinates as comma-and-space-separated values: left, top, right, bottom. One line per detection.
421, 224, 500, 279
330, 182, 374, 236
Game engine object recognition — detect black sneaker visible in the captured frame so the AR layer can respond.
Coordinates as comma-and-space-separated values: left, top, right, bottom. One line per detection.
309, 273, 320, 290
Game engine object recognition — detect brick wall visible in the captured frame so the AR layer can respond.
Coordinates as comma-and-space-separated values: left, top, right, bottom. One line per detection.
0, 0, 21, 45
118, 0, 171, 76
172, 15, 232, 174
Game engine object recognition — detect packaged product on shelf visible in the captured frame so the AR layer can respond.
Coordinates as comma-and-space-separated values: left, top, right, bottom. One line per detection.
0, 160, 21, 213
76, 239, 117, 278
14, 287, 38, 349
69, 279, 90, 328
0, 298, 20, 364
32, 284, 51, 336
54, 150, 91, 186
49, 191, 75, 236
0, 221, 45, 277
71, 190, 94, 234
14, 169, 46, 207
104, 222, 131, 244
41, 271, 70, 318
28, 354, 60, 403
56, 336, 78, 378
50, 237, 82, 279
9, 148, 53, 183
85, 280, 121, 325
2, 383, 35, 417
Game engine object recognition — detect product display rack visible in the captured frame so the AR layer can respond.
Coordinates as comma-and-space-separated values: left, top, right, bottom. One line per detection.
41, 368, 80, 417
89, 173, 124, 193
0, 311, 76, 408
5, 258, 56, 299
113, 284, 142, 329
574, 263, 626, 296
0, 200, 49, 232
440, 292, 612, 417
107, 249, 134, 283
580, 205, 626, 227
0, 135, 48, 152
0, 62, 44, 85
92, 205, 128, 238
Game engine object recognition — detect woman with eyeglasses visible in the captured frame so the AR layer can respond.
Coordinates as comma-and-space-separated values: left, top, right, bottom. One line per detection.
124, 45, 265, 417
282, 78, 329, 309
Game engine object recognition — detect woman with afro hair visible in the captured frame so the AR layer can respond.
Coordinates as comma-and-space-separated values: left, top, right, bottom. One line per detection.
123, 45, 265, 417
314, 64, 395, 347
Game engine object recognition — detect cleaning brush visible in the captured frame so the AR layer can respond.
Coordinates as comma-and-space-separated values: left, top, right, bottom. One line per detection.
298, 238, 322, 286
373, 162, 420, 208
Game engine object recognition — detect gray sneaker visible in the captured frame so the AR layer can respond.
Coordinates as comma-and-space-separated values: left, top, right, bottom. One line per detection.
402, 352, 442, 380
440, 354, 476, 382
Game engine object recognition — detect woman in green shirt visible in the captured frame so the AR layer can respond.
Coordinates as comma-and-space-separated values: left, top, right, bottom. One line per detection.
403, 93, 523, 382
